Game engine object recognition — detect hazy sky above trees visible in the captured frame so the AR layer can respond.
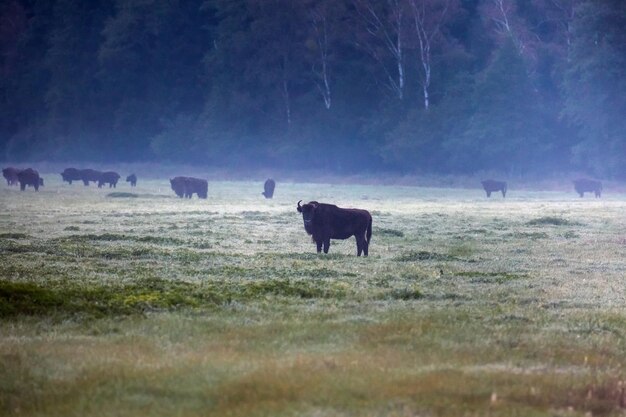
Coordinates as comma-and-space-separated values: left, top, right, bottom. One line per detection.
0, 0, 624, 178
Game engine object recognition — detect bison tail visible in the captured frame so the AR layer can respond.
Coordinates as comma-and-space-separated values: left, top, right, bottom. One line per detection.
366, 216, 372, 245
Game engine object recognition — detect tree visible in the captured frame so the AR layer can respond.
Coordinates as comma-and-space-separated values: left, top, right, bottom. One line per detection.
353, 0, 409, 99
563, 0, 626, 178
446, 39, 551, 174
407, 0, 460, 109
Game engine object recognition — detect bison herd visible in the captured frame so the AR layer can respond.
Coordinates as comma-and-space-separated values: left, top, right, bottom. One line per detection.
60, 168, 130, 188
1, 166, 612, 256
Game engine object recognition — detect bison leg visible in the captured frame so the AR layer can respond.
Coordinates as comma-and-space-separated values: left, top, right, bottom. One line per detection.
323, 239, 331, 254
486, 191, 491, 198
501, 189, 506, 198
316, 240, 323, 253
356, 233, 369, 257
34, 183, 39, 191
20, 182, 25, 191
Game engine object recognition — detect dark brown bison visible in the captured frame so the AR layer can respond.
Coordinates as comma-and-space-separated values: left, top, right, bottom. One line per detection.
60, 168, 82, 184
481, 179, 507, 198
3, 167, 20, 186
170, 176, 208, 199
79, 169, 102, 186
262, 178, 275, 198
17, 168, 43, 191
573, 178, 602, 198
297, 200, 372, 256
126, 174, 137, 187
98, 171, 121, 188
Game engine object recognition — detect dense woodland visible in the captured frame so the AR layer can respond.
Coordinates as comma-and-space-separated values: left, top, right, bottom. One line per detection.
0, 0, 624, 177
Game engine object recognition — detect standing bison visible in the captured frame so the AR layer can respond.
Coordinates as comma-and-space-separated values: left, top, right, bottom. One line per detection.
17, 168, 43, 191
60, 168, 82, 184
297, 200, 372, 256
262, 178, 275, 198
126, 174, 137, 187
573, 178, 602, 198
98, 171, 121, 188
3, 167, 20, 186
170, 176, 208, 199
79, 169, 102, 186
481, 180, 507, 198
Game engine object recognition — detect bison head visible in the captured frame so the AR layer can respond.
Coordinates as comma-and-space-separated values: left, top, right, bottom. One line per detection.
297, 200, 319, 235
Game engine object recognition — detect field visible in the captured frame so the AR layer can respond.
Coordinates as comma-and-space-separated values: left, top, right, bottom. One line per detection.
1, 174, 626, 417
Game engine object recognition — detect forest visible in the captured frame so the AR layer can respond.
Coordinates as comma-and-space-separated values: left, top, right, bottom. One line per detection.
0, 0, 624, 178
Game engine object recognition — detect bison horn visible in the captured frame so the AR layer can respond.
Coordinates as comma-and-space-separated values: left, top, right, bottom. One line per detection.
297, 200, 302, 208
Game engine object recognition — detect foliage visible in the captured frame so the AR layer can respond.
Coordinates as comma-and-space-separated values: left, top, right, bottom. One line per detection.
1, 0, 626, 177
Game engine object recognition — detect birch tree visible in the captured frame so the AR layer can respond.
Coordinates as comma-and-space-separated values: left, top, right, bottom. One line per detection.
480, 0, 536, 60
407, 0, 457, 109
353, 0, 408, 99
306, 1, 338, 109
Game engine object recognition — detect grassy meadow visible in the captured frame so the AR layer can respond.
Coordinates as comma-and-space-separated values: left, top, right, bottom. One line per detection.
1, 173, 626, 416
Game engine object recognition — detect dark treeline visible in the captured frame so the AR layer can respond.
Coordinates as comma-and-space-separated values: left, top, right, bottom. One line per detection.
0, 0, 625, 177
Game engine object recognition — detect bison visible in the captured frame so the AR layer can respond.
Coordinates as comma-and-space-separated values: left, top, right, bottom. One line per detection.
60, 167, 82, 184
17, 168, 43, 191
297, 200, 372, 256
573, 178, 602, 198
98, 171, 121, 188
481, 179, 507, 198
2, 167, 20, 186
170, 176, 208, 199
79, 169, 102, 186
126, 174, 137, 187
262, 178, 275, 199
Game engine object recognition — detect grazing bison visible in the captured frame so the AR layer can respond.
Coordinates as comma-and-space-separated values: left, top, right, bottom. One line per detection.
170, 176, 208, 199
98, 171, 121, 188
17, 168, 43, 191
481, 179, 507, 198
79, 169, 102, 186
297, 200, 372, 256
2, 167, 20, 186
60, 168, 82, 184
262, 178, 275, 198
573, 178, 602, 198
126, 174, 137, 187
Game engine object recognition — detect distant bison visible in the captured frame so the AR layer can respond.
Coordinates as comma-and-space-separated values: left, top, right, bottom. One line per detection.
126, 174, 137, 187
170, 176, 187, 198
79, 169, 102, 186
3, 167, 20, 186
17, 168, 43, 191
170, 176, 208, 199
262, 178, 275, 199
185, 177, 208, 199
297, 200, 372, 256
573, 178, 602, 198
481, 179, 507, 198
60, 167, 82, 184
98, 171, 121, 188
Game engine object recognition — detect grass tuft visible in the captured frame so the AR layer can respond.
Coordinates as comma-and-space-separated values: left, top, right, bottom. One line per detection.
377, 228, 405, 237
527, 216, 577, 226
394, 250, 458, 262
106, 192, 139, 198
0, 233, 29, 239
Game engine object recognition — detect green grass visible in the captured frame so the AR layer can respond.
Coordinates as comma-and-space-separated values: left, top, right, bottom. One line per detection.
1, 177, 625, 416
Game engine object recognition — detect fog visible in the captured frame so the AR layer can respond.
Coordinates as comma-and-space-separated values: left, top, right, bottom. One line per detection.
1, 0, 625, 179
